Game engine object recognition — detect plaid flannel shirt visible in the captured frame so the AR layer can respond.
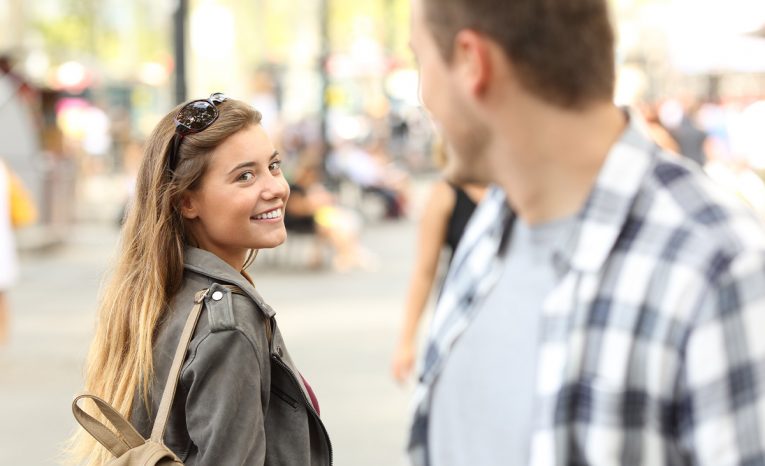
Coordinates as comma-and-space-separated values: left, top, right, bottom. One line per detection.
408, 118, 765, 465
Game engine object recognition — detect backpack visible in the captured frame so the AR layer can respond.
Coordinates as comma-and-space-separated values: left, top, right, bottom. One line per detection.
72, 288, 223, 465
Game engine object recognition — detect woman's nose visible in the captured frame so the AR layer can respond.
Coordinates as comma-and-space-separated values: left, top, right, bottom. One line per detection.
261, 174, 289, 200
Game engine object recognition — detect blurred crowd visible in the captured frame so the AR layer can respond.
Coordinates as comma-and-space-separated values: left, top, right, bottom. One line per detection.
638, 93, 765, 217
2, 43, 765, 263
3, 43, 765, 279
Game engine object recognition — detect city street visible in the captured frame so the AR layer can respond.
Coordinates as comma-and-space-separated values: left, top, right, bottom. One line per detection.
0, 186, 431, 466
4, 0, 764, 463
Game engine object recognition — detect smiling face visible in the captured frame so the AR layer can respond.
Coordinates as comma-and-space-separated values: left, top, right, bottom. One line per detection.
180, 124, 289, 270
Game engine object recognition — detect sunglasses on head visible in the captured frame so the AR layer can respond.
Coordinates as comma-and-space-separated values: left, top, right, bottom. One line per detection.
167, 92, 228, 172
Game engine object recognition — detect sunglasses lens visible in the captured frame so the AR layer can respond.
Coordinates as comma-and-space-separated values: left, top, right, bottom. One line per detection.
176, 101, 217, 132
168, 94, 226, 171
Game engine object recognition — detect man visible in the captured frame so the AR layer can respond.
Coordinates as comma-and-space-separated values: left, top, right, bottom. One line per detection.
407, 0, 765, 465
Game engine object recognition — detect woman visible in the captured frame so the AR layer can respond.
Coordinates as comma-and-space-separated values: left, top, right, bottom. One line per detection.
68, 94, 332, 465
390, 142, 487, 383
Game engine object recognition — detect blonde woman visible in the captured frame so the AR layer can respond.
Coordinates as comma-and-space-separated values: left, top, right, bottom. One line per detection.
68, 94, 331, 465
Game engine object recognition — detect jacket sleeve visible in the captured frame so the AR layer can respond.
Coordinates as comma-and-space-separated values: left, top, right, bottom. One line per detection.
181, 328, 265, 466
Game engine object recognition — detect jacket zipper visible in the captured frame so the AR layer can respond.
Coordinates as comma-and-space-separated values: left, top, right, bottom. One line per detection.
272, 355, 334, 466
224, 290, 330, 464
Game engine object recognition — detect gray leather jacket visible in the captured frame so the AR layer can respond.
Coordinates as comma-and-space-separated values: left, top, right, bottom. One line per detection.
131, 247, 332, 465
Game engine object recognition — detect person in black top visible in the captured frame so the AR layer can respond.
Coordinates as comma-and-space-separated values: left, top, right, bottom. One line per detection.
444, 183, 480, 257
391, 142, 488, 383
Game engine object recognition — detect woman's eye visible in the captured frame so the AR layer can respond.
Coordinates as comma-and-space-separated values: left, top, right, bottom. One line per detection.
269, 160, 282, 172
238, 172, 254, 181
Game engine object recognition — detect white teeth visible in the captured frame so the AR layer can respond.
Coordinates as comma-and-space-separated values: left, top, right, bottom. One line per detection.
254, 208, 281, 220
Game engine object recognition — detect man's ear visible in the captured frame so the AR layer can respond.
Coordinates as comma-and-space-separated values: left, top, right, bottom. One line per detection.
453, 29, 492, 97
179, 192, 199, 220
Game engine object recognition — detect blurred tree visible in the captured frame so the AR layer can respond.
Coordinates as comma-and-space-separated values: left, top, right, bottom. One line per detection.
29, 0, 169, 72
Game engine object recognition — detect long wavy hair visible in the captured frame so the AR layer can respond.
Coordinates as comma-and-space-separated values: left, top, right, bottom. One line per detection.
66, 98, 262, 465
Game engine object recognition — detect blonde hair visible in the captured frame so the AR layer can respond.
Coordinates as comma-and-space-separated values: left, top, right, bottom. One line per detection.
66, 98, 262, 465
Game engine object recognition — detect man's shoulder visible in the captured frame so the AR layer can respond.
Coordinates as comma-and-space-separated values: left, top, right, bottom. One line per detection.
630, 151, 765, 271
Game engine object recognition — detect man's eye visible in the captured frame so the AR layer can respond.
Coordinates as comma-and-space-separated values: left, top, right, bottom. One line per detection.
269, 160, 282, 172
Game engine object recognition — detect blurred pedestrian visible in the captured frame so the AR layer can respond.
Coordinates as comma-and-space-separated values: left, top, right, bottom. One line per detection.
0, 158, 19, 345
391, 142, 487, 383
407, 0, 765, 465
638, 101, 680, 153
330, 140, 409, 219
660, 99, 709, 166
67, 94, 331, 465
285, 164, 374, 272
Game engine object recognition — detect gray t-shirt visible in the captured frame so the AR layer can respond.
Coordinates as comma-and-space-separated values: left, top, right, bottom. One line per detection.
429, 215, 574, 466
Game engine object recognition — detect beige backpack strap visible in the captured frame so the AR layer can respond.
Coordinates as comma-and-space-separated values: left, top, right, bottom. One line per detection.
73, 285, 263, 456
149, 288, 209, 442
71, 394, 146, 457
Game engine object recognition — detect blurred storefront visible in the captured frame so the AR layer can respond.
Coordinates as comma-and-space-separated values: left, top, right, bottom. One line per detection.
183, 0, 424, 169
1, 0, 179, 235
0, 0, 420, 172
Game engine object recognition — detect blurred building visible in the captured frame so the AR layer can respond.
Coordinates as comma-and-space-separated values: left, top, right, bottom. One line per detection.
0, 0, 420, 226
612, 0, 765, 102
4, 0, 762, 230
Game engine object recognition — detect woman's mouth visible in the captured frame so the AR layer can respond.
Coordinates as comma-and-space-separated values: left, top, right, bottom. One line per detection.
251, 208, 283, 221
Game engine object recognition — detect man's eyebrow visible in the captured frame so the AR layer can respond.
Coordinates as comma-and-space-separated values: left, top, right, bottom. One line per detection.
227, 150, 280, 175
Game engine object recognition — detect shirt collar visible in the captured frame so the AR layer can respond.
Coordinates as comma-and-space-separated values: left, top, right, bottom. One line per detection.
553, 111, 657, 275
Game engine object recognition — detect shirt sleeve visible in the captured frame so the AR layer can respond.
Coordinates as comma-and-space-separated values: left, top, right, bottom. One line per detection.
181, 329, 265, 466
681, 251, 765, 465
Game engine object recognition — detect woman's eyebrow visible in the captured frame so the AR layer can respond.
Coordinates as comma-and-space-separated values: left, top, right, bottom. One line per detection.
227, 150, 279, 175
228, 161, 255, 175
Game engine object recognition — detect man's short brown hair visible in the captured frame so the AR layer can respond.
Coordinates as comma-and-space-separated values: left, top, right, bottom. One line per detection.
423, 0, 616, 109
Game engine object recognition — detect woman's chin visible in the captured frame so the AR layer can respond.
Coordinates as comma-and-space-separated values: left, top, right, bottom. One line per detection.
254, 231, 288, 250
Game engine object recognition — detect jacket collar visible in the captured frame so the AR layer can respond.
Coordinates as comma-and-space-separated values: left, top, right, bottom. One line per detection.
183, 247, 276, 318
553, 111, 657, 276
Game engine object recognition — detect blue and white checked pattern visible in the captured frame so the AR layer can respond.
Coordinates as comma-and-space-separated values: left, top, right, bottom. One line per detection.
408, 119, 765, 465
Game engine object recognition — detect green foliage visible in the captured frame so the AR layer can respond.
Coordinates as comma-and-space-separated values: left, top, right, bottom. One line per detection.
29, 0, 170, 65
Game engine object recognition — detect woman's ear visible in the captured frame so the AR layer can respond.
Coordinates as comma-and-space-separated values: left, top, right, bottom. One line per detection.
179, 192, 199, 220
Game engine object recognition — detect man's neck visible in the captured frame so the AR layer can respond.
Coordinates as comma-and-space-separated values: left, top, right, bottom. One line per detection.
489, 101, 627, 225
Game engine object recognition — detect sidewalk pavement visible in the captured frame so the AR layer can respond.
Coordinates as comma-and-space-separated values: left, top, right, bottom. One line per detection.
0, 177, 437, 466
